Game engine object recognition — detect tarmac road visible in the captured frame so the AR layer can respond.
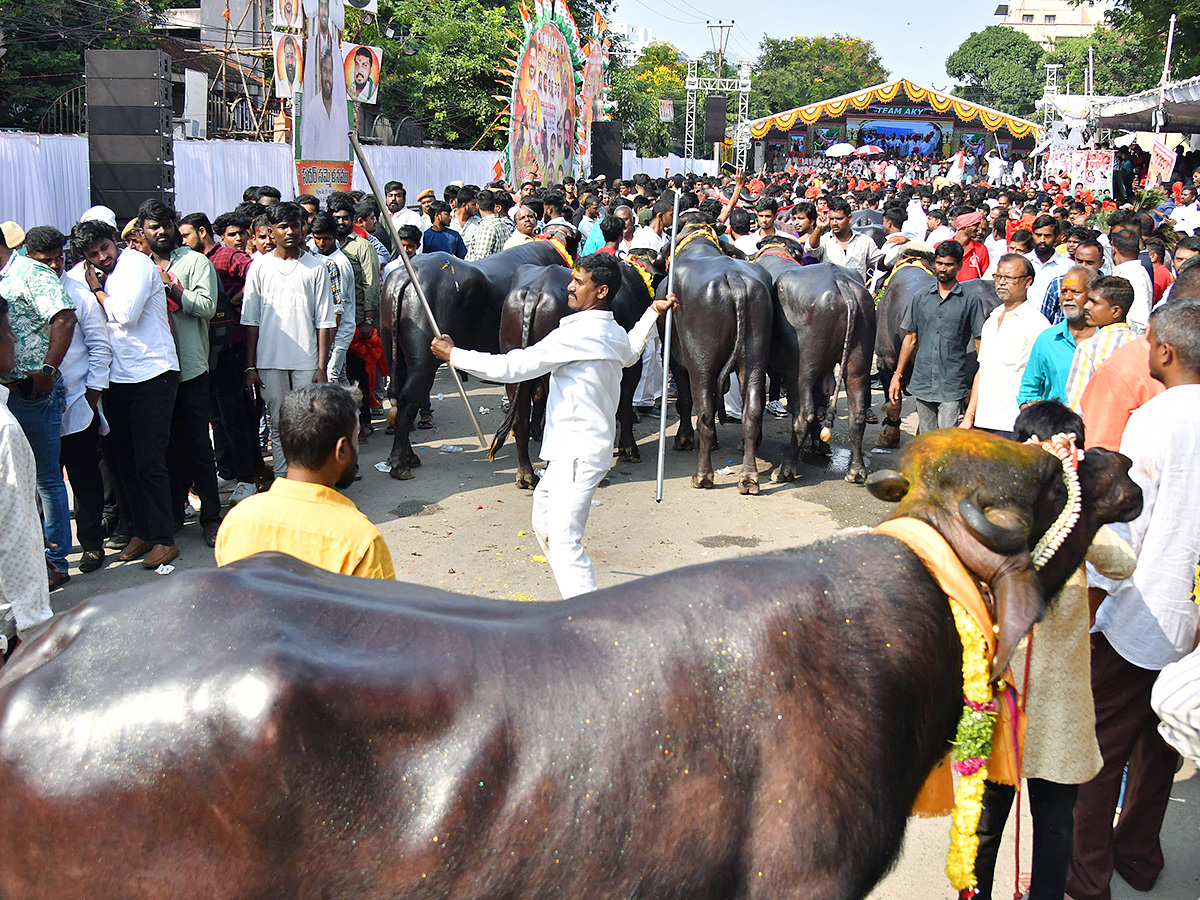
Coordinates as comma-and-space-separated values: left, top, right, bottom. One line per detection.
48, 371, 1200, 900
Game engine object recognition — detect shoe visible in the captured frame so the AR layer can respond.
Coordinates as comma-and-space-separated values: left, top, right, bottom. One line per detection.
47, 561, 70, 591
117, 536, 154, 562
765, 399, 789, 418
105, 532, 131, 551
142, 544, 179, 569
229, 482, 258, 506
183, 506, 198, 524
417, 413, 434, 430
203, 522, 220, 548
358, 424, 375, 443
79, 549, 105, 574
217, 476, 236, 492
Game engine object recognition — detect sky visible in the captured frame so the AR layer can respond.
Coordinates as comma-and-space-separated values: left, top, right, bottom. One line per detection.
609, 0, 1002, 94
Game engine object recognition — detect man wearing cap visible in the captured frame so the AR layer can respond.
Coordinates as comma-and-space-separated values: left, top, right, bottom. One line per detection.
0, 223, 25, 255
0, 221, 77, 587
953, 209, 990, 281
415, 189, 436, 228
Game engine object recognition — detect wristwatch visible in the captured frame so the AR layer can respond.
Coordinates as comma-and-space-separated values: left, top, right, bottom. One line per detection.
41, 364, 58, 379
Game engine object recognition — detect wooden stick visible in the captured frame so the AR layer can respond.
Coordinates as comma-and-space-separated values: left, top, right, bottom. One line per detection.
349, 132, 488, 449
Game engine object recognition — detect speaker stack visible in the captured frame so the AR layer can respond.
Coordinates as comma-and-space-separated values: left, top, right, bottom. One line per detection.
704, 96, 728, 144
590, 121, 623, 183
86, 50, 174, 224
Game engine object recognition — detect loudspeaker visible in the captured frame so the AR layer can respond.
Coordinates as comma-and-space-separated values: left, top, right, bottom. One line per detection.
704, 95, 727, 143
86, 50, 174, 224
591, 121, 622, 183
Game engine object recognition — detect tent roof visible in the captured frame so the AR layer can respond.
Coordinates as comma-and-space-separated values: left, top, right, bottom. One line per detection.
746, 78, 1041, 140
1091, 74, 1200, 131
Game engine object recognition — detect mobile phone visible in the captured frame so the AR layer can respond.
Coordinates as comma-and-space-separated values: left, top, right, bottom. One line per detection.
720, 162, 737, 176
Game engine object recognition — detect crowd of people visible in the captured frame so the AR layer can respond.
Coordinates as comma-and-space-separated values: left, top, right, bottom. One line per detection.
1, 151, 1199, 900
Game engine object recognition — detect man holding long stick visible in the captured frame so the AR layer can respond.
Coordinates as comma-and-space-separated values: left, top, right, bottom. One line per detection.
431, 253, 676, 599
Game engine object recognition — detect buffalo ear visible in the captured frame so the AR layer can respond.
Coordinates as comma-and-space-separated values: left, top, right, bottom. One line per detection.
866, 469, 910, 502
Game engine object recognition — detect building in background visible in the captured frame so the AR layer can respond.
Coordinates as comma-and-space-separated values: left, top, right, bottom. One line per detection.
993, 0, 1104, 48
608, 24, 655, 63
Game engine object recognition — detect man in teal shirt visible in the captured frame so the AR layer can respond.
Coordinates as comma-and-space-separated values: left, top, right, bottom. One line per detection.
140, 199, 222, 546
1018, 265, 1096, 405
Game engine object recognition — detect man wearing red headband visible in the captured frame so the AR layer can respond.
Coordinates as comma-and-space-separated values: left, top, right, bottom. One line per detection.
953, 208, 989, 281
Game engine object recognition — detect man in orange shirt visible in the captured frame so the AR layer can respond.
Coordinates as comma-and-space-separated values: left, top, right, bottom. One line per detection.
1079, 339, 1165, 450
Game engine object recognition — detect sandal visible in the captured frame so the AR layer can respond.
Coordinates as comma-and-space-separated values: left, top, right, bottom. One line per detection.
417, 414, 434, 430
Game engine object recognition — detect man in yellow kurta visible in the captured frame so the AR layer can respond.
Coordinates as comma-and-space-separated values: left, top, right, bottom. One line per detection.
215, 382, 394, 579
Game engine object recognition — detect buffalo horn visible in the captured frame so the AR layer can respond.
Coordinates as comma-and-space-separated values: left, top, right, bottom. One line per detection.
958, 498, 1030, 554
865, 469, 909, 502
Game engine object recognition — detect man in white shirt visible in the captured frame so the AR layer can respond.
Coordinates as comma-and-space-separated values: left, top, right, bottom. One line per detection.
74, 218, 181, 570
432, 254, 675, 599
24, 227, 112, 575
960, 254, 1049, 434
1026, 214, 1071, 311
242, 202, 337, 478
0, 295, 54, 655
902, 189, 931, 241
926, 208, 954, 247
1109, 229, 1154, 333
806, 196, 883, 283
1168, 184, 1200, 236
1068, 297, 1200, 900
386, 181, 426, 235
629, 197, 673, 254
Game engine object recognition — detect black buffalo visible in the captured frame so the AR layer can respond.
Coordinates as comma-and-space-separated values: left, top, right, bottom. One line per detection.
0, 431, 1140, 900
667, 214, 774, 494
383, 236, 577, 480
753, 243, 876, 483
488, 258, 658, 488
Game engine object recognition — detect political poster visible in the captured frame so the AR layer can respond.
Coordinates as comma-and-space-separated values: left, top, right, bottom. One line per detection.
658, 99, 674, 123
1147, 138, 1176, 186
273, 31, 304, 99
506, 0, 584, 184
273, 0, 303, 29
577, 15, 609, 175
295, 0, 353, 199
343, 43, 381, 104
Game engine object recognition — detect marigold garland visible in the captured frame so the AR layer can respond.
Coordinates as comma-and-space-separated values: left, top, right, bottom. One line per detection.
945, 602, 996, 893
626, 257, 655, 297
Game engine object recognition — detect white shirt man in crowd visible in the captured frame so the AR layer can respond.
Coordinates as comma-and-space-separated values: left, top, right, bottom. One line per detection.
806, 196, 883, 283
242, 202, 337, 479
385, 181, 426, 235
1168, 184, 1200, 236
75, 217, 182, 570
1109, 229, 1154, 333
431, 254, 675, 599
961, 253, 1049, 434
1067, 297, 1200, 900
1025, 214, 1071, 312
629, 197, 673, 254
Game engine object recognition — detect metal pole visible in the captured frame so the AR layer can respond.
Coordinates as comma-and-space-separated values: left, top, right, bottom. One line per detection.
348, 132, 488, 449
655, 188, 682, 502
1157, 13, 1177, 134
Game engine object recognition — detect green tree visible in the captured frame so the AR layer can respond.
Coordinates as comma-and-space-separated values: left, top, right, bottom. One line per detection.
749, 35, 888, 119
1105, 0, 1199, 82
1044, 27, 1158, 96
945, 25, 1044, 118
0, 0, 167, 129
608, 41, 687, 157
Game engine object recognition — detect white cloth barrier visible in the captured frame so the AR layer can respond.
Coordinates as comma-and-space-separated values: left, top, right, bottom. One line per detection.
0, 133, 90, 234
354, 145, 503, 198
622, 150, 718, 179
173, 140, 296, 217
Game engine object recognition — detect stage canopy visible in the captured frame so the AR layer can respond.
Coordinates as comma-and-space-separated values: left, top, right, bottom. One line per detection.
1090, 74, 1200, 132
746, 78, 1040, 165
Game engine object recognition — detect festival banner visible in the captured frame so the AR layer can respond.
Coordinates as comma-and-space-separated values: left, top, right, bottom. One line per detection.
505, 0, 584, 183
658, 99, 674, 123
1147, 138, 1176, 186
343, 43, 381, 105
577, 14, 610, 176
273, 0, 303, 29
273, 31, 304, 99
294, 0, 353, 198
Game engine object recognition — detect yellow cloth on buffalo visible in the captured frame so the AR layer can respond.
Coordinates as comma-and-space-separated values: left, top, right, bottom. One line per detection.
215, 478, 395, 580
874, 517, 1025, 815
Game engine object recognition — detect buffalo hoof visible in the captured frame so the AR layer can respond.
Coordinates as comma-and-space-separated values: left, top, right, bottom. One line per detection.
772, 463, 799, 483
617, 446, 641, 463
845, 466, 867, 485
738, 475, 761, 495
674, 434, 695, 451
515, 472, 537, 490
691, 472, 713, 489
876, 428, 900, 449
389, 466, 414, 481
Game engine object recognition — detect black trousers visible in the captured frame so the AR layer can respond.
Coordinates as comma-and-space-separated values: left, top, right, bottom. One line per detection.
169, 372, 221, 527
346, 348, 373, 429
974, 777, 1079, 900
209, 343, 262, 484
105, 370, 179, 546
60, 415, 106, 553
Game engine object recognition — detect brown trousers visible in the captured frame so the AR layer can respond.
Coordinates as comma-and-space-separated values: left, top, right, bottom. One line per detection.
1065, 633, 1179, 900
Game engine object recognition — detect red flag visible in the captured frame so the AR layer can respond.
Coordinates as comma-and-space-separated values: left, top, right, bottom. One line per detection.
492, 159, 503, 181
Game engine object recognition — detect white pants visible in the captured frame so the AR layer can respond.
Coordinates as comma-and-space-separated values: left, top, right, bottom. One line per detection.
327, 315, 357, 384
724, 372, 742, 420
259, 368, 317, 478
531, 457, 607, 599
633, 329, 663, 406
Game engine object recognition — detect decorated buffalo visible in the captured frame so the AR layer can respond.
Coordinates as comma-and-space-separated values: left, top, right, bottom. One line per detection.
666, 213, 775, 493
488, 257, 659, 488
382, 234, 577, 480
752, 242, 876, 483
0, 431, 1141, 900
875, 252, 999, 447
